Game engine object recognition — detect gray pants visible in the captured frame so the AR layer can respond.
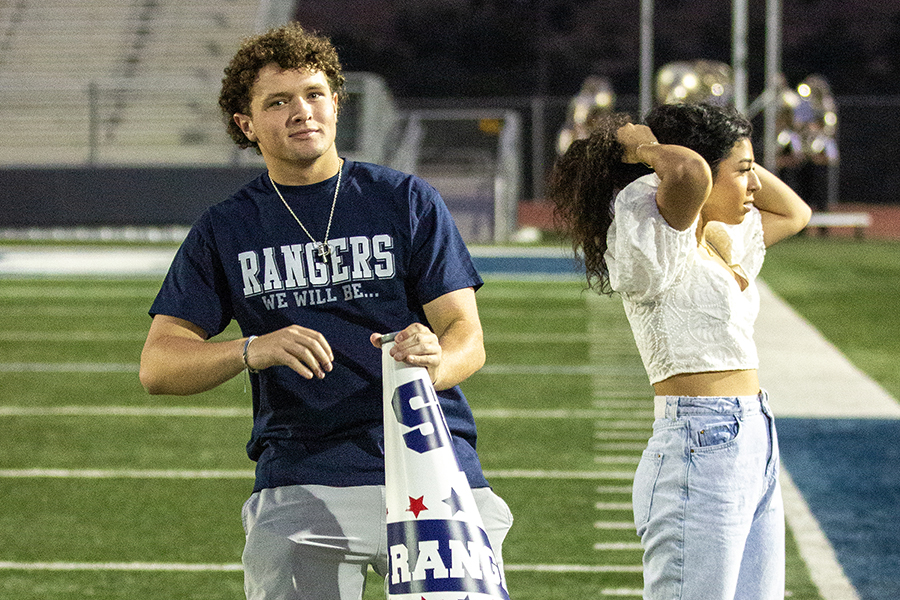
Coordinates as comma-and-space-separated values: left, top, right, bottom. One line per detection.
241, 484, 513, 600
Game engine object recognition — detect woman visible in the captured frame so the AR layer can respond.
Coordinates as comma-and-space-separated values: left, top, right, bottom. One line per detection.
549, 103, 811, 600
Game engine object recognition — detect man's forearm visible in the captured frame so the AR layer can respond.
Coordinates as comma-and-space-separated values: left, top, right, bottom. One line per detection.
140, 332, 247, 396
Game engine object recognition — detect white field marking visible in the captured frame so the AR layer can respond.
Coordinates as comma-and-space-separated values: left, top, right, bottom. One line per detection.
487, 332, 589, 343
592, 399, 652, 408
594, 442, 648, 452
587, 292, 643, 564
0, 331, 148, 342
0, 226, 189, 243
0, 405, 623, 420
0, 362, 138, 373
0, 305, 137, 317
593, 390, 654, 399
594, 521, 636, 530
593, 542, 642, 551
474, 408, 632, 419
780, 467, 862, 600
478, 364, 643, 376
594, 420, 650, 430
589, 410, 654, 420
504, 563, 643, 573
0, 362, 641, 377
0, 247, 176, 276
484, 469, 635, 480
0, 467, 620, 481
595, 502, 633, 510
0, 286, 156, 299
596, 485, 633, 494
597, 589, 643, 597
0, 405, 247, 417
477, 307, 584, 319
0, 469, 254, 479
0, 560, 641, 574
0, 561, 243, 572
594, 456, 641, 465
595, 431, 650, 440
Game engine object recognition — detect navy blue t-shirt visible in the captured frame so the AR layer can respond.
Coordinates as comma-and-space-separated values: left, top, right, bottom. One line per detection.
150, 160, 488, 492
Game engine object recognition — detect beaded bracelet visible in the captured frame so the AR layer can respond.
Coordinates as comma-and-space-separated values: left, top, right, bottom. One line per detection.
243, 335, 259, 373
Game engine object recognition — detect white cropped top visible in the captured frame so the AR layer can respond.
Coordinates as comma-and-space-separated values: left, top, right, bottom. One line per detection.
605, 174, 766, 384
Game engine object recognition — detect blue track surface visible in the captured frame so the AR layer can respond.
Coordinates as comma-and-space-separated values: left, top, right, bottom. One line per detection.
778, 418, 900, 600
472, 254, 582, 277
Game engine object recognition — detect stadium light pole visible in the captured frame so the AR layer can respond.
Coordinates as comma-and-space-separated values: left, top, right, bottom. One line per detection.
738, 0, 783, 172
762, 0, 782, 172
639, 0, 654, 117
732, 0, 749, 114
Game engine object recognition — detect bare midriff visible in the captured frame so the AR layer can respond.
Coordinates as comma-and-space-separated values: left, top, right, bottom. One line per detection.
653, 369, 760, 397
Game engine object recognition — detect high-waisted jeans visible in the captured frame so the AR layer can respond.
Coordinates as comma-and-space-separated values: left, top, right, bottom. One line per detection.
633, 391, 785, 600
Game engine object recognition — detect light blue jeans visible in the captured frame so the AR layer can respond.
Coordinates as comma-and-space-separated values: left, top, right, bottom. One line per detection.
633, 391, 785, 600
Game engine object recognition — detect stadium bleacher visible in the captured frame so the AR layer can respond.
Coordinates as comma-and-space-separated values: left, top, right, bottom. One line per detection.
0, 0, 258, 165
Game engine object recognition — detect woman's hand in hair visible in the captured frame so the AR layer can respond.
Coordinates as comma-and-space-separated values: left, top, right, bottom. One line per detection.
616, 124, 658, 164
616, 124, 712, 231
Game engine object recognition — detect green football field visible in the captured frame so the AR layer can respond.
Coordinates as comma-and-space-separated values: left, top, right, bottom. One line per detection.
5, 235, 896, 599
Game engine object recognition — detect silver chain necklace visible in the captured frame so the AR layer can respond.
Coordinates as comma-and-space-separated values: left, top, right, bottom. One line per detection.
269, 160, 342, 262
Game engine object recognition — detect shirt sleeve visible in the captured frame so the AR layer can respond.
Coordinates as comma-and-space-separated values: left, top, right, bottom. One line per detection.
407, 178, 483, 305
148, 211, 233, 337
605, 174, 698, 303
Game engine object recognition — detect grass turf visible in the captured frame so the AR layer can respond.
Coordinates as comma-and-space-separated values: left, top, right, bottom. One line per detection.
1, 240, 880, 598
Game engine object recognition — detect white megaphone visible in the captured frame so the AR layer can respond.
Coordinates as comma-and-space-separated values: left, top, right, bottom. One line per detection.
380, 332, 510, 600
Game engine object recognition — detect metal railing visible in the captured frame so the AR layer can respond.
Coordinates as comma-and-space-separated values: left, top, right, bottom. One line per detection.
393, 108, 522, 243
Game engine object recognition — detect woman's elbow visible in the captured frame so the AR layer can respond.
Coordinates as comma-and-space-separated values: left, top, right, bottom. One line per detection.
678, 156, 714, 193
784, 198, 813, 237
797, 201, 813, 228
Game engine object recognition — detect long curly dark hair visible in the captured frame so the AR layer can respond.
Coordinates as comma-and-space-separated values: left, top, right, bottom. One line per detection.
646, 103, 752, 177
548, 112, 649, 294
218, 22, 347, 152
548, 103, 752, 294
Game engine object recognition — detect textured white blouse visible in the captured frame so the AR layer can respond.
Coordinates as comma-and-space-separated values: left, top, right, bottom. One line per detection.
605, 174, 766, 384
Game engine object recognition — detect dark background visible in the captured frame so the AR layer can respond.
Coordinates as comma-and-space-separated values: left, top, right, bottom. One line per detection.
294, 0, 900, 99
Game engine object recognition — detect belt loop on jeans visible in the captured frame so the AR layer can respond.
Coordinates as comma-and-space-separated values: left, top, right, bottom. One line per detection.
653, 396, 672, 420
739, 391, 765, 419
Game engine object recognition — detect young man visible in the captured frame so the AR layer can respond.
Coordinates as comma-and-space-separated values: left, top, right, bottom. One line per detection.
139, 22, 512, 600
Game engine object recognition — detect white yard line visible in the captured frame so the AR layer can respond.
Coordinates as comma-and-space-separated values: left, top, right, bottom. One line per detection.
0, 468, 628, 481
0, 247, 176, 276
0, 469, 254, 479
584, 291, 646, 570
0, 362, 138, 373
0, 405, 246, 417
757, 280, 900, 419
780, 467, 861, 600
0, 560, 643, 575
0, 405, 617, 419
0, 332, 148, 342
0, 561, 243, 572
0, 362, 643, 376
